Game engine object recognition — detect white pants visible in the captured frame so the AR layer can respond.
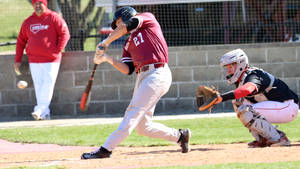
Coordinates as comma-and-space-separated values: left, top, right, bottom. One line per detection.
30, 62, 60, 114
243, 99, 299, 123
103, 64, 181, 151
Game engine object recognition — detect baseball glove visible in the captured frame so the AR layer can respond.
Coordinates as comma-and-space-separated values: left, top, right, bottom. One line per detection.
196, 85, 219, 112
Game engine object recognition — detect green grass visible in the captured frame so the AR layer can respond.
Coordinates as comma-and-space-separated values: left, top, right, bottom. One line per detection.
1, 116, 300, 169
0, 116, 300, 147
142, 161, 300, 169
0, 0, 105, 53
0, 0, 32, 52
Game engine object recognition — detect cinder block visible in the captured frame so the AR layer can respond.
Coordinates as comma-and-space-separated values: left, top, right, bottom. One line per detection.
76, 102, 105, 116
16, 104, 35, 117
163, 84, 178, 98
60, 53, 88, 71
244, 48, 266, 63
168, 52, 177, 66
177, 51, 206, 66
58, 87, 84, 103
103, 70, 135, 86
207, 49, 230, 65
56, 72, 74, 88
2, 90, 32, 104
50, 103, 75, 116
267, 47, 296, 63
0, 106, 17, 122
91, 86, 119, 101
259, 63, 283, 78
171, 68, 192, 82
75, 71, 103, 86
164, 99, 195, 114
283, 63, 300, 78
120, 85, 134, 100
194, 66, 222, 81
105, 101, 130, 116
0, 73, 15, 90
178, 83, 200, 98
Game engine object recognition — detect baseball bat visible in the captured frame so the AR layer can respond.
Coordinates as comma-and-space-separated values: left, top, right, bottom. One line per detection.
79, 46, 104, 111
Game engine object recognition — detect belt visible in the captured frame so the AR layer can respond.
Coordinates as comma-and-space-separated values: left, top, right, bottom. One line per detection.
137, 63, 165, 74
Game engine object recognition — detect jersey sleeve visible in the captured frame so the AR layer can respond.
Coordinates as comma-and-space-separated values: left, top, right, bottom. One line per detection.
53, 13, 70, 52
244, 73, 265, 93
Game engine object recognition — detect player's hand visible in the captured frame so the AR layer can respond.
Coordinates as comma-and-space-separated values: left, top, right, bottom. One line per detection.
93, 53, 108, 65
14, 62, 22, 75
214, 95, 223, 104
95, 40, 108, 56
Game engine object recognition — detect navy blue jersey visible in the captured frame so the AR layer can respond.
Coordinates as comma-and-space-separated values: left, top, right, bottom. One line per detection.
239, 67, 298, 104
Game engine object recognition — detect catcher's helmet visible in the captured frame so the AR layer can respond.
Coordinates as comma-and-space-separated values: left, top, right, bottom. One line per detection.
220, 49, 249, 84
111, 6, 137, 30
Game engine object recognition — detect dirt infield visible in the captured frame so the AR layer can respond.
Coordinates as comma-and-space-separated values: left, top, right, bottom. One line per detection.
1, 139, 300, 169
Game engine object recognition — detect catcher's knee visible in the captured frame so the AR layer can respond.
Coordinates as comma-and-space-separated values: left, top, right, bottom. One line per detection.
237, 105, 280, 141
236, 105, 258, 128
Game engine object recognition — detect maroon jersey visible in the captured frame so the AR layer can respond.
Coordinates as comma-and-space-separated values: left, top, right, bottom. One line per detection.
121, 12, 168, 70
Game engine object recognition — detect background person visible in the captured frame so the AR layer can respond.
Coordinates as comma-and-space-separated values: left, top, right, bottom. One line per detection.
14, 0, 70, 120
81, 6, 191, 159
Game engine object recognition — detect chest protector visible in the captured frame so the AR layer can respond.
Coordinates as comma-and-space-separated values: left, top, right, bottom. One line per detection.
238, 67, 275, 103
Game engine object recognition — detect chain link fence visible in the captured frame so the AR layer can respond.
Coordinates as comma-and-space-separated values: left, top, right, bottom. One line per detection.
1, 0, 300, 52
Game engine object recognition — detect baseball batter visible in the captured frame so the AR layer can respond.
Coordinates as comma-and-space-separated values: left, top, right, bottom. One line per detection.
81, 6, 191, 159
215, 49, 299, 147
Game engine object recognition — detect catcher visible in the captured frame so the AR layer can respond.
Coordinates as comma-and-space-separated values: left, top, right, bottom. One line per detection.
196, 49, 299, 148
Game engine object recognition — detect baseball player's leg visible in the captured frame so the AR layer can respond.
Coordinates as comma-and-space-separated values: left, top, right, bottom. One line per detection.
30, 63, 44, 119
30, 63, 60, 120
135, 65, 190, 152
38, 63, 60, 115
237, 104, 290, 147
102, 65, 173, 151
252, 100, 298, 123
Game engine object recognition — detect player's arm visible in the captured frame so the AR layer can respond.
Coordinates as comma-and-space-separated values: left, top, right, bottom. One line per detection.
93, 54, 130, 75
216, 82, 258, 103
101, 17, 140, 47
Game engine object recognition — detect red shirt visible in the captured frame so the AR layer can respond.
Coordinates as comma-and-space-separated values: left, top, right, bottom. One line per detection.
15, 9, 70, 63
121, 13, 168, 70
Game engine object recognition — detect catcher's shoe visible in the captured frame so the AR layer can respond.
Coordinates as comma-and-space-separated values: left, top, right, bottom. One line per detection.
248, 138, 268, 148
267, 130, 291, 147
81, 146, 112, 159
178, 129, 191, 153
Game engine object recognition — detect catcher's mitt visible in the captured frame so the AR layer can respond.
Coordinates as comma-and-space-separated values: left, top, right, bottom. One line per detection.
196, 85, 219, 112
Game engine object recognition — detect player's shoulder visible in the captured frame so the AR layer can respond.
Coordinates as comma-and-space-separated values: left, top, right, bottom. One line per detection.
138, 12, 155, 19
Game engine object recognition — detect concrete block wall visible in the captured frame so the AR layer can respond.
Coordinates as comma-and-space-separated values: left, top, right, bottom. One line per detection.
0, 42, 299, 121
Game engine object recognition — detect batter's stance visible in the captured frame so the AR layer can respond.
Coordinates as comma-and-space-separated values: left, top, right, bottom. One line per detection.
215, 49, 299, 147
81, 6, 191, 159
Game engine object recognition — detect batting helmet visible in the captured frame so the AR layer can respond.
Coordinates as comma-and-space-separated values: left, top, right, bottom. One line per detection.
111, 6, 137, 30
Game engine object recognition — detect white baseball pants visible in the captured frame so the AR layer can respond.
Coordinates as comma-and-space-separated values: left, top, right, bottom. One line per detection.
30, 62, 60, 115
243, 99, 299, 123
103, 64, 181, 151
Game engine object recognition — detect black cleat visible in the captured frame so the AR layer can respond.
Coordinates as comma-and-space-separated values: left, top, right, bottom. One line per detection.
81, 147, 112, 159
178, 129, 191, 153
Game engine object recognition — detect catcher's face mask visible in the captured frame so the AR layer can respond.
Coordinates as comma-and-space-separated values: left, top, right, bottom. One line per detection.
223, 63, 237, 80
220, 49, 248, 84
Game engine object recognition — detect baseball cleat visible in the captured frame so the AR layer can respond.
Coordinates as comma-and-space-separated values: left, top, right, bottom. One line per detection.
81, 147, 112, 159
178, 128, 191, 153
267, 130, 290, 147
248, 138, 268, 148
32, 111, 50, 120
